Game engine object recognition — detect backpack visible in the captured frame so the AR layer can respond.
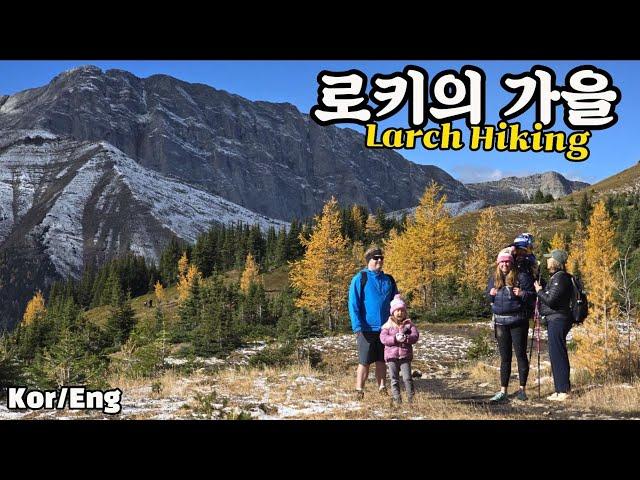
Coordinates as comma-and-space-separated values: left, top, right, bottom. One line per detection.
568, 273, 588, 324
359, 271, 397, 306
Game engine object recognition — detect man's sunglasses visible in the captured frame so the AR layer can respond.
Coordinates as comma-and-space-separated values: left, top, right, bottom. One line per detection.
372, 255, 384, 261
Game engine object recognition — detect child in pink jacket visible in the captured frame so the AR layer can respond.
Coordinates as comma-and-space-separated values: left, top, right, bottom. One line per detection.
380, 294, 419, 404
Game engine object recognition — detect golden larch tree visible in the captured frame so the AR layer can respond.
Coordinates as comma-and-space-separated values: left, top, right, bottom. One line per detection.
462, 207, 505, 291
240, 252, 261, 293
573, 200, 622, 377
384, 182, 459, 308
178, 252, 189, 278
22, 290, 46, 325
177, 253, 202, 302
365, 215, 384, 242
550, 231, 566, 251
350, 240, 366, 271
289, 197, 354, 331
154, 281, 166, 304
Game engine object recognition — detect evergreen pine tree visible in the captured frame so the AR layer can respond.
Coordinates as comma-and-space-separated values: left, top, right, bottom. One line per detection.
577, 192, 592, 228
624, 208, 640, 251
532, 189, 544, 204
159, 237, 182, 286
106, 292, 136, 348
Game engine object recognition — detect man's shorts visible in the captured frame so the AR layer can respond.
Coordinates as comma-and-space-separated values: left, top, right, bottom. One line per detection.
356, 331, 385, 365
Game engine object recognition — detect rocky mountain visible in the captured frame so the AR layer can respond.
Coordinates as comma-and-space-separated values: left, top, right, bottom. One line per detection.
0, 65, 594, 329
0, 65, 472, 221
465, 171, 589, 204
0, 129, 287, 330
387, 200, 488, 221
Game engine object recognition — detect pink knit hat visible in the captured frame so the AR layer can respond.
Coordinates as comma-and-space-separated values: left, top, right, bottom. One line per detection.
496, 247, 514, 264
390, 294, 406, 315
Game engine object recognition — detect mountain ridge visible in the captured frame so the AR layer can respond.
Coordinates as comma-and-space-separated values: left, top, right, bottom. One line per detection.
466, 171, 589, 204
0, 65, 473, 220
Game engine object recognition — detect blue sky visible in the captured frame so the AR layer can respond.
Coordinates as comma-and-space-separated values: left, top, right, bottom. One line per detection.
1, 60, 638, 185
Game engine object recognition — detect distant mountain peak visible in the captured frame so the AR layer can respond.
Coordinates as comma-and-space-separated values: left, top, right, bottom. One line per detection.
465, 171, 589, 205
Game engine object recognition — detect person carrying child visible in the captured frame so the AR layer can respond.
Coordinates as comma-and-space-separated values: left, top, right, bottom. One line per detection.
510, 233, 539, 281
486, 247, 536, 403
380, 294, 419, 404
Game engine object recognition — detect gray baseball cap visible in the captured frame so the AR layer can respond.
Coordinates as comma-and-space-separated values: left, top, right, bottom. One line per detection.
543, 249, 568, 264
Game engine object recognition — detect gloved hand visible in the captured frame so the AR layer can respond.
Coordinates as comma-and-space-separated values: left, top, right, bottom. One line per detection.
395, 332, 406, 343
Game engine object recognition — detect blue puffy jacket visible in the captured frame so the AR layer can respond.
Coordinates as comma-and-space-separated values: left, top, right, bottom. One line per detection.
348, 269, 398, 333
486, 271, 535, 319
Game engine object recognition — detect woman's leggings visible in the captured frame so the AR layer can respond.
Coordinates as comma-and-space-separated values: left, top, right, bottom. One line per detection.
495, 321, 530, 388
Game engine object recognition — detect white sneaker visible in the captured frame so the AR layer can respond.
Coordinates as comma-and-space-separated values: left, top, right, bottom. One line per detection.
555, 392, 569, 401
546, 392, 559, 401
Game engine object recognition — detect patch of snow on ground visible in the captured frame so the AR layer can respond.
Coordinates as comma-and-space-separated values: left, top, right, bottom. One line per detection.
0, 404, 30, 420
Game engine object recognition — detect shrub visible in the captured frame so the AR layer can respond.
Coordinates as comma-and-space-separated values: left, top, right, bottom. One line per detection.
466, 332, 496, 360
249, 342, 296, 368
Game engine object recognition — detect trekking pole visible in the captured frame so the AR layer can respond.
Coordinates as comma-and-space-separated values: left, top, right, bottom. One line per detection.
535, 301, 541, 399
528, 308, 535, 364
533, 265, 541, 399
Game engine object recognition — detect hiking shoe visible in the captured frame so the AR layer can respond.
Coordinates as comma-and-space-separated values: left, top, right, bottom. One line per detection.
489, 391, 508, 403
355, 390, 365, 401
546, 392, 559, 401
515, 390, 528, 401
553, 392, 569, 402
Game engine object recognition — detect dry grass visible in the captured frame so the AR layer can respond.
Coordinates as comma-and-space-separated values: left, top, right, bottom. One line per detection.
562, 161, 640, 201
97, 358, 640, 419
107, 368, 206, 401
211, 361, 499, 419
467, 355, 558, 398
453, 203, 572, 242
572, 381, 640, 415
96, 326, 640, 420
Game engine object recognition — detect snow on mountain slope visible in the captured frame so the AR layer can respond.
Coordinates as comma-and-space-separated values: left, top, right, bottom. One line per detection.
0, 130, 288, 279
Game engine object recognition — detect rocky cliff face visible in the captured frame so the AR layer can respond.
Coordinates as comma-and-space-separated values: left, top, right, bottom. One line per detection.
465, 171, 589, 204
0, 65, 472, 221
0, 130, 287, 330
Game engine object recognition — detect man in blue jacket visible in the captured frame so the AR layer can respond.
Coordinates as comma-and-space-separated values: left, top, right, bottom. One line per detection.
348, 246, 398, 399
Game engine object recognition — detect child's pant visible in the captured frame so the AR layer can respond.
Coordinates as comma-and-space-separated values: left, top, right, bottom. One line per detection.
387, 359, 414, 401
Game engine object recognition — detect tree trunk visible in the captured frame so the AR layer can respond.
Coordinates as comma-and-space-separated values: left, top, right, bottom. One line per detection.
629, 316, 632, 382
604, 304, 609, 379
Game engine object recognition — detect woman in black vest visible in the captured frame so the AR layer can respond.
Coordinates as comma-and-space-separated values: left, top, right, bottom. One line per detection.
534, 249, 573, 402
486, 247, 536, 402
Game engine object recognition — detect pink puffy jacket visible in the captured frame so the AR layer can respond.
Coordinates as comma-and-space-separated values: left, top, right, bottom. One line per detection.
379, 318, 419, 362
